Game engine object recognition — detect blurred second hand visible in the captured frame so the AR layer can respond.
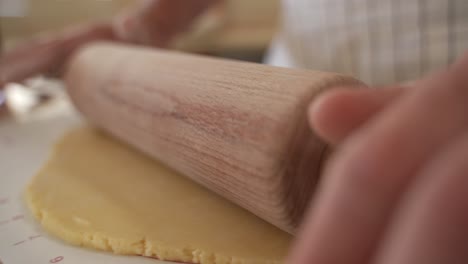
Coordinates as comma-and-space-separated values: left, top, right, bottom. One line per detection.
0, 22, 117, 120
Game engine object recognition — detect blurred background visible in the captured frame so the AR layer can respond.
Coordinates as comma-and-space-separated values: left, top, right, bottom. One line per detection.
0, 0, 280, 62
0, 0, 280, 120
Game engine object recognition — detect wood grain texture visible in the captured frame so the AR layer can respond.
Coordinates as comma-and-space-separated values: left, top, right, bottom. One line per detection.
64, 42, 361, 233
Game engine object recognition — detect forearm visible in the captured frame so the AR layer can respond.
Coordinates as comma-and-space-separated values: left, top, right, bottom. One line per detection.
0, 0, 219, 87
115, 0, 220, 47
0, 23, 115, 87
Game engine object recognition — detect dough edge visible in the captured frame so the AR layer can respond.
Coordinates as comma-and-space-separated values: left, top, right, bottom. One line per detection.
24, 129, 284, 264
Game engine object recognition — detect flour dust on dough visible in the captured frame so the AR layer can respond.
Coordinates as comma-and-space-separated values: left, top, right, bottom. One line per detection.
25, 127, 291, 264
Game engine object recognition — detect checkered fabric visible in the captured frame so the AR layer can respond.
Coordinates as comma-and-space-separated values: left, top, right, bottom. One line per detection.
267, 0, 468, 85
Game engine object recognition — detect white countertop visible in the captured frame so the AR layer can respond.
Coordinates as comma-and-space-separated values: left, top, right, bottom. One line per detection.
0, 108, 167, 264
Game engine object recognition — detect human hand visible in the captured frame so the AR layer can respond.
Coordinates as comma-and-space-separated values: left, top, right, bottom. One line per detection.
288, 54, 468, 264
113, 0, 219, 48
0, 0, 219, 89
0, 23, 115, 88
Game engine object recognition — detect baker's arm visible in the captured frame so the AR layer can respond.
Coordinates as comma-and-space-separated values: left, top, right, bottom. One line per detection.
0, 23, 115, 88
0, 0, 220, 88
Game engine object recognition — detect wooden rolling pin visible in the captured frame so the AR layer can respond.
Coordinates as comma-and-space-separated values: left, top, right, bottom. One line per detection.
64, 42, 361, 233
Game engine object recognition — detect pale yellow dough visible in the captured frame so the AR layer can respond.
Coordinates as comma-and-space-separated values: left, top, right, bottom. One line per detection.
25, 127, 291, 264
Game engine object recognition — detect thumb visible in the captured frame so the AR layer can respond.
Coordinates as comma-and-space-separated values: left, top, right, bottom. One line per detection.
309, 86, 404, 145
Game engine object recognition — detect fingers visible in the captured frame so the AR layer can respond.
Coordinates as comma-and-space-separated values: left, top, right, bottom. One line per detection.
113, 0, 218, 47
288, 56, 468, 264
375, 134, 468, 264
0, 23, 115, 87
113, 0, 171, 47
52, 23, 116, 76
309, 87, 404, 144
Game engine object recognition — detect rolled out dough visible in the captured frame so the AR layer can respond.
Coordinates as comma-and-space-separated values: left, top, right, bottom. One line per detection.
25, 127, 292, 264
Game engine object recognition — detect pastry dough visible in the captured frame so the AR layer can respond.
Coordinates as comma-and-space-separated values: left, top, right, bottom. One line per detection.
25, 127, 291, 264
